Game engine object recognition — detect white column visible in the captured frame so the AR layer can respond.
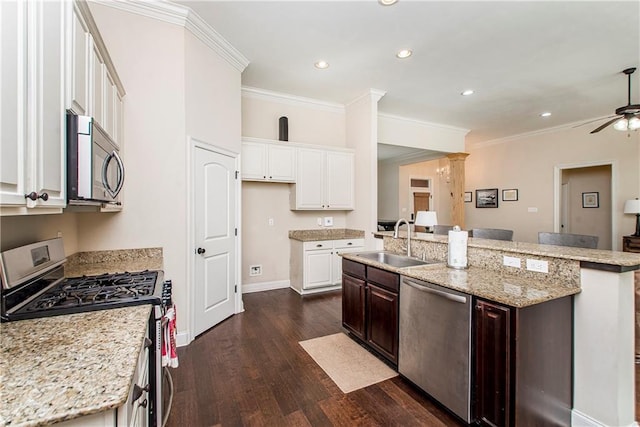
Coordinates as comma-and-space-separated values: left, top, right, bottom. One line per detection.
573, 268, 635, 426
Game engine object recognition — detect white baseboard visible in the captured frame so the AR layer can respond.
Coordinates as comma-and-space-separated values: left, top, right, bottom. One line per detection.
242, 279, 290, 293
571, 409, 638, 427
176, 331, 190, 348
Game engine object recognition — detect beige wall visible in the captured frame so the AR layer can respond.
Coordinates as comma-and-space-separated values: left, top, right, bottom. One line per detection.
397, 158, 453, 227
240, 94, 347, 287
562, 165, 612, 249
464, 126, 639, 248
0, 213, 79, 255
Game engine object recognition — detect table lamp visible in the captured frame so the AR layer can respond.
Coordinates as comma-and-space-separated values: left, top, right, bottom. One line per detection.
415, 211, 438, 232
624, 198, 640, 237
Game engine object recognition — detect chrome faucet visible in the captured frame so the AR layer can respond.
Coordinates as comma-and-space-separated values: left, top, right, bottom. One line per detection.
393, 218, 412, 257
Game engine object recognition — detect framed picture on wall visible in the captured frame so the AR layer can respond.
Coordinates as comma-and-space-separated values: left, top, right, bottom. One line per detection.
476, 188, 498, 208
502, 189, 518, 201
582, 192, 599, 208
464, 192, 472, 203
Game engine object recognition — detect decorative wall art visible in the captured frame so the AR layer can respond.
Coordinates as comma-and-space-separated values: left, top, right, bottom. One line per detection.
476, 188, 498, 208
464, 192, 472, 203
502, 189, 518, 202
582, 192, 599, 208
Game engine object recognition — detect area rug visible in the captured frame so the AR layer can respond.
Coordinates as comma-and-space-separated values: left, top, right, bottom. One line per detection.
299, 332, 398, 393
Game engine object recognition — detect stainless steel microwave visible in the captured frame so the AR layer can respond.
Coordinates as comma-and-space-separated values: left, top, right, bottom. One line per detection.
66, 112, 124, 206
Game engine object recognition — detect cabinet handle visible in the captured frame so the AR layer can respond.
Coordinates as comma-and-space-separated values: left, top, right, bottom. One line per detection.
269, 176, 272, 179
347, 242, 352, 245
132, 384, 150, 402
316, 244, 323, 248
24, 192, 49, 202
263, 176, 266, 179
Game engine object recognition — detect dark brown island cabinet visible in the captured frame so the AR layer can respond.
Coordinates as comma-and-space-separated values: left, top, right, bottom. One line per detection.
474, 297, 573, 427
342, 258, 399, 365
342, 258, 573, 427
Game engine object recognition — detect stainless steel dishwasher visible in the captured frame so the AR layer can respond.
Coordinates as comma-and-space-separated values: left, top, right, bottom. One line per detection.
398, 276, 472, 423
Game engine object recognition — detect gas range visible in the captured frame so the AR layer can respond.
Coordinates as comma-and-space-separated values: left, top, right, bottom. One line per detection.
0, 238, 162, 322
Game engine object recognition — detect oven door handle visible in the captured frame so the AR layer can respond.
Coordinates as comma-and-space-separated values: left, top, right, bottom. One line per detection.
102, 150, 125, 199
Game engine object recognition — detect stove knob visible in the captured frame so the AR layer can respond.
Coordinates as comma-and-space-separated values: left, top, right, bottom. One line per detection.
196, 247, 206, 255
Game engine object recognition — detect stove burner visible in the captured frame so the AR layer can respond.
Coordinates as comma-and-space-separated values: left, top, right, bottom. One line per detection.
19, 270, 159, 314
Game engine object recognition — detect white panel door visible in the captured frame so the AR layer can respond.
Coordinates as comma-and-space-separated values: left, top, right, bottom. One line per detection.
193, 144, 237, 337
325, 151, 354, 210
304, 249, 333, 289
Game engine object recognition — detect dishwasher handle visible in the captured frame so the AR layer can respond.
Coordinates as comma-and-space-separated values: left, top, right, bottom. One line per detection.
402, 279, 467, 304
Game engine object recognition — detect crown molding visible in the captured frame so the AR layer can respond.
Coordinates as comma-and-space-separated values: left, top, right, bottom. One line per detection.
466, 115, 615, 150
241, 86, 345, 114
378, 112, 470, 136
92, 0, 249, 72
346, 88, 387, 108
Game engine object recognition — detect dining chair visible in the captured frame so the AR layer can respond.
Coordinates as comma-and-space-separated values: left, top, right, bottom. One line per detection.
433, 225, 454, 235
538, 232, 598, 249
470, 228, 514, 241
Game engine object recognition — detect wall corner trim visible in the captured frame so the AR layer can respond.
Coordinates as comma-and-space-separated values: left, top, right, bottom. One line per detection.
93, 0, 250, 72
241, 86, 346, 114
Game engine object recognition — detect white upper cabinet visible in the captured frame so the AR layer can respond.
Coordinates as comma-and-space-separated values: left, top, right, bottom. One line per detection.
241, 139, 296, 182
67, 0, 125, 147
1, 0, 67, 214
290, 147, 354, 210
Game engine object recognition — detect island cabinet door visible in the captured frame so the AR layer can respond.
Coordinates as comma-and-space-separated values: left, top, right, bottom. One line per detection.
342, 273, 366, 340
474, 299, 513, 427
366, 283, 399, 364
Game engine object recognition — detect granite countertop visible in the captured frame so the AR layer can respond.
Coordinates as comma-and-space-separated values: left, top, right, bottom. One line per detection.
0, 306, 150, 427
0, 249, 164, 427
341, 252, 580, 308
374, 231, 640, 267
289, 228, 365, 242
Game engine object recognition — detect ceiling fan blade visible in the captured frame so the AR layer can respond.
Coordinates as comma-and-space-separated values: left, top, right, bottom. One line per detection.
590, 116, 621, 134
573, 115, 617, 128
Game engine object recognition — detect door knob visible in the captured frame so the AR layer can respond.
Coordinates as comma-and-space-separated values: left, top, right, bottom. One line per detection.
197, 248, 206, 254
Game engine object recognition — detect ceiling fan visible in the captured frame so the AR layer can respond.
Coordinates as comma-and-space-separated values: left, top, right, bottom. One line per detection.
590, 67, 640, 134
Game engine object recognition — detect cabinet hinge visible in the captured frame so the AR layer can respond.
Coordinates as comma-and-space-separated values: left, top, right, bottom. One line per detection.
235, 285, 237, 293
235, 170, 239, 179
235, 228, 238, 236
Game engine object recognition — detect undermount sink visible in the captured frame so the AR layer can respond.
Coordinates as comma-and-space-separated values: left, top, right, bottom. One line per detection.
354, 251, 432, 268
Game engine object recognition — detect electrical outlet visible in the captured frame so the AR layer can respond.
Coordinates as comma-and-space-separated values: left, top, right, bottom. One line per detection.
249, 265, 262, 276
268, 218, 274, 226
503, 255, 521, 268
526, 259, 548, 273
528, 207, 538, 213
56, 231, 63, 238
324, 217, 333, 227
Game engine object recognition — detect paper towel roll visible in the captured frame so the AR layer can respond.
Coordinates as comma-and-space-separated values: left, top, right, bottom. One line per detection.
448, 226, 468, 269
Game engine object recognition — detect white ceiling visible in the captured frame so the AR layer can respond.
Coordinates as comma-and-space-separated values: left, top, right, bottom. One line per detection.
177, 1, 640, 147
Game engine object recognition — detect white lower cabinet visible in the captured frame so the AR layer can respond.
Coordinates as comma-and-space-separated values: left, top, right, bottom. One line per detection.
290, 238, 364, 295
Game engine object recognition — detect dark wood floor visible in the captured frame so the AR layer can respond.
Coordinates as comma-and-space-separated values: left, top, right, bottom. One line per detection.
165, 289, 463, 427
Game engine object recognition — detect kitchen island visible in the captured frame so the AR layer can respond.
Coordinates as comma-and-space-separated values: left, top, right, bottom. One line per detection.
0, 248, 163, 427
352, 231, 640, 427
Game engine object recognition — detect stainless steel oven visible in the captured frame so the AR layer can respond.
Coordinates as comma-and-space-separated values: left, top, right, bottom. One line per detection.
0, 238, 166, 426
67, 112, 124, 206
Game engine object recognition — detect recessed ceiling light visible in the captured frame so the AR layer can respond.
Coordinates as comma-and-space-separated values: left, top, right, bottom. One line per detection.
314, 60, 329, 69
396, 49, 412, 59
379, 0, 398, 5
540, 112, 552, 117
461, 89, 474, 96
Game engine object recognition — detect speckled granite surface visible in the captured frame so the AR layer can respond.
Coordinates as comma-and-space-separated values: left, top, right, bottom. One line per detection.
289, 229, 365, 241
65, 247, 163, 277
341, 252, 579, 308
0, 249, 163, 427
376, 231, 640, 267
0, 305, 150, 427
